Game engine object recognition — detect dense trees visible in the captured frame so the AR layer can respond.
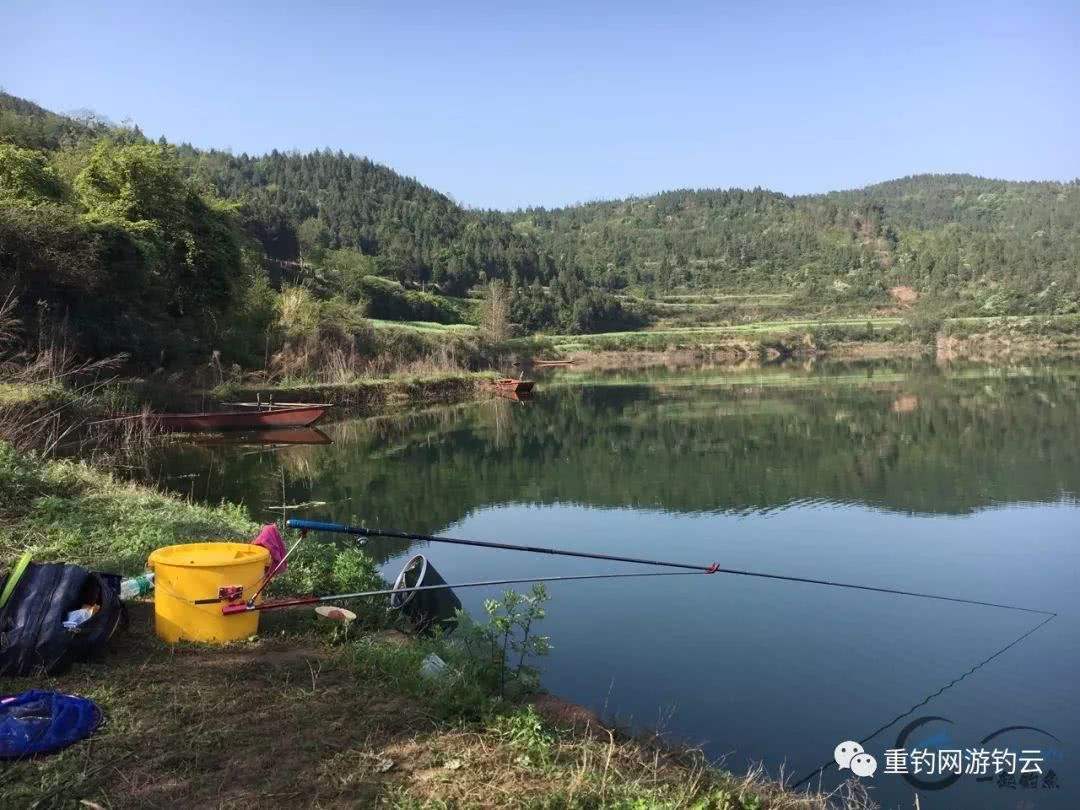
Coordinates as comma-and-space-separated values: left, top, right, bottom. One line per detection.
510, 270, 646, 334
1, 108, 255, 364
0, 92, 646, 358
0, 94, 107, 152
181, 147, 559, 295
2, 89, 1080, 372
515, 176, 1080, 315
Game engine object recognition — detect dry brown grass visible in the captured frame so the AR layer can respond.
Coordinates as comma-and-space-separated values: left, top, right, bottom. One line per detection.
0, 289, 138, 453
268, 322, 476, 385
888, 286, 919, 307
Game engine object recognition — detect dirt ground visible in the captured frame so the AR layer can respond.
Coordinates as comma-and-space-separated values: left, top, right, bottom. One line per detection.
1, 605, 437, 807
0, 606, 702, 809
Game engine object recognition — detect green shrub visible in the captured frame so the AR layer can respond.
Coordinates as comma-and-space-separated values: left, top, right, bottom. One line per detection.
272, 538, 383, 598
491, 705, 555, 767
0, 143, 65, 205
450, 584, 551, 699
359, 276, 465, 324
0, 441, 49, 509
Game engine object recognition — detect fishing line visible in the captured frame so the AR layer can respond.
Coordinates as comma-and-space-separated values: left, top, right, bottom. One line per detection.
285, 519, 1056, 616
789, 612, 1058, 791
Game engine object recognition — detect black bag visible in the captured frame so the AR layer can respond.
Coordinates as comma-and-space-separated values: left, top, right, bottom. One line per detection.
0, 563, 125, 676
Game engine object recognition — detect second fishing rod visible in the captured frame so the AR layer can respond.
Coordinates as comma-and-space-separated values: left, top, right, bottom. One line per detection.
285, 518, 1056, 617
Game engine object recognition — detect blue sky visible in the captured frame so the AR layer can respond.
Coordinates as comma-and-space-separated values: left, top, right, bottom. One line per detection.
2, 1, 1077, 209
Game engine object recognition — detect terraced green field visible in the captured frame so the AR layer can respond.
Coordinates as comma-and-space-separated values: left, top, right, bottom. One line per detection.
367, 319, 479, 334
362, 303, 1080, 357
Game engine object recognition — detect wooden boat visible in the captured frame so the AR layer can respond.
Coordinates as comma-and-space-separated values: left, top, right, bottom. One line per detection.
493, 389, 533, 402
491, 378, 535, 394
532, 359, 575, 367
155, 404, 331, 432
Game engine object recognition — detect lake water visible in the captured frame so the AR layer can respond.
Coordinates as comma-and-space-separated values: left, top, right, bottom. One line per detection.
150, 360, 1079, 809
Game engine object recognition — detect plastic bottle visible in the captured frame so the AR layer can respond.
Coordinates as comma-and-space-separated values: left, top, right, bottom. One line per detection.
119, 572, 155, 600
63, 606, 98, 630
420, 652, 449, 680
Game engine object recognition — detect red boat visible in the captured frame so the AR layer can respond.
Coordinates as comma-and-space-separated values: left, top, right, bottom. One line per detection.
492, 378, 535, 394
493, 389, 533, 402
155, 404, 331, 432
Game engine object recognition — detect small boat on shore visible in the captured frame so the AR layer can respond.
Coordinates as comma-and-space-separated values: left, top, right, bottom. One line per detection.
491, 378, 535, 394
532, 359, 575, 367
156, 404, 331, 432
493, 389, 533, 402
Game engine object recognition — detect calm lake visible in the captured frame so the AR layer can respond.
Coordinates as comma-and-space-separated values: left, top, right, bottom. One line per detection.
150, 360, 1079, 809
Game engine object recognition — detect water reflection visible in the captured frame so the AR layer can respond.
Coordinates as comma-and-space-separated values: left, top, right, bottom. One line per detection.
150, 362, 1080, 541
189, 427, 333, 447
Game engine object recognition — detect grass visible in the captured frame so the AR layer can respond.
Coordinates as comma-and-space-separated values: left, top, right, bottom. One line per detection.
368, 318, 480, 334
0, 442, 858, 809
504, 317, 902, 352
0, 440, 255, 573
4, 307, 1077, 459
280, 369, 487, 387
356, 308, 1080, 365
656, 292, 796, 303
507, 312, 1080, 357
0, 382, 72, 408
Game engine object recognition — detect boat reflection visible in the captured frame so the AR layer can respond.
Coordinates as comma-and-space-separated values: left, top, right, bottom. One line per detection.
493, 389, 534, 403
189, 427, 333, 447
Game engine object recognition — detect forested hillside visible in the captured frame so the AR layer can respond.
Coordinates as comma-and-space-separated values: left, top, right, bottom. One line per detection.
2, 90, 1079, 375
0, 95, 261, 366
0, 92, 644, 369
181, 148, 558, 294
515, 175, 1080, 315
0, 92, 559, 296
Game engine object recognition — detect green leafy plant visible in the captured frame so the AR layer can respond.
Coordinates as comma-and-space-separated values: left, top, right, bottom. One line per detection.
451, 584, 551, 699
491, 705, 555, 768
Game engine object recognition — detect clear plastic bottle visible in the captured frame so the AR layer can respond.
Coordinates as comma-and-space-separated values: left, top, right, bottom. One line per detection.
63, 606, 98, 630
119, 572, 155, 600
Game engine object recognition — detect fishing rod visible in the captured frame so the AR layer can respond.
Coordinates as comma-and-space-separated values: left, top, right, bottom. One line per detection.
286, 518, 1057, 617
221, 571, 701, 614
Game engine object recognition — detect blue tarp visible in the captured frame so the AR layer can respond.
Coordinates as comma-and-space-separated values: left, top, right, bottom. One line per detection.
0, 690, 101, 759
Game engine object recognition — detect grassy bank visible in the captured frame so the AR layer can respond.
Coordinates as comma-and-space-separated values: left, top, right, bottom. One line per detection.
214, 370, 496, 412
7, 308, 1076, 461
0, 444, 852, 809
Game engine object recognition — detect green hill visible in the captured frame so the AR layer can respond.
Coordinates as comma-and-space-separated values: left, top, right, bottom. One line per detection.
2, 90, 1078, 373
180, 146, 558, 294
515, 174, 1080, 315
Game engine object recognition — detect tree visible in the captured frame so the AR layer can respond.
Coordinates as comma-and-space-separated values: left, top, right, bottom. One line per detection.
0, 144, 64, 205
72, 139, 244, 318
480, 280, 511, 341
297, 216, 332, 266
75, 140, 186, 229
323, 247, 377, 301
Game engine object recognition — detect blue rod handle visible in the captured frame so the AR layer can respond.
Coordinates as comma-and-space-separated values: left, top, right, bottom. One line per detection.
287, 518, 368, 535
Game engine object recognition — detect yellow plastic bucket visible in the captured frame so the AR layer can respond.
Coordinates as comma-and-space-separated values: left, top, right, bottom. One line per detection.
147, 542, 270, 643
